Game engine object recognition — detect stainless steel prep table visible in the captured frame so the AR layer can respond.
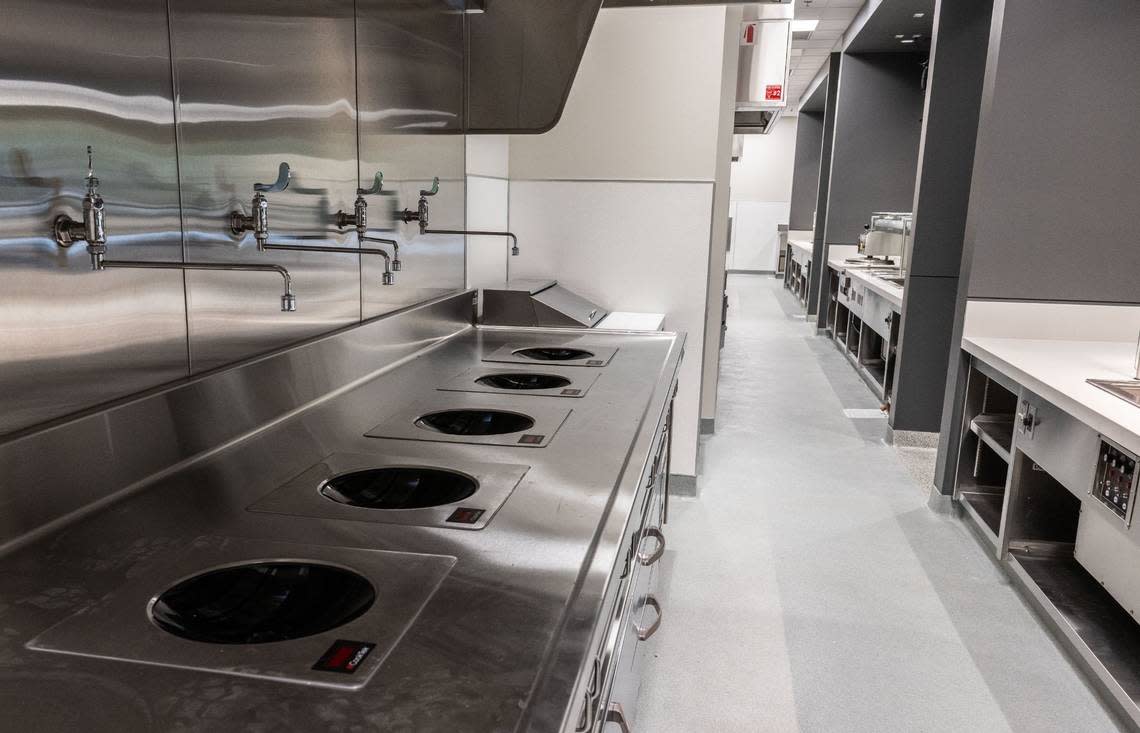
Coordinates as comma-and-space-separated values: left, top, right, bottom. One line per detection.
0, 292, 684, 732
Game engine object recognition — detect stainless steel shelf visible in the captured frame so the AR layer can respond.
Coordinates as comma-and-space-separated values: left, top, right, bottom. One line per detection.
959, 489, 1004, 542
1009, 552, 1140, 730
970, 414, 1014, 463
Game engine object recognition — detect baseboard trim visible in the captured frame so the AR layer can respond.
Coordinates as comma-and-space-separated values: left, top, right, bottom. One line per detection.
699, 417, 715, 435
927, 485, 956, 514
669, 474, 697, 497
727, 269, 776, 275
887, 428, 940, 448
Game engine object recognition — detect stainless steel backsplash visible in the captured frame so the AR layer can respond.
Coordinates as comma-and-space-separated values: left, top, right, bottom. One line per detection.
0, 0, 469, 437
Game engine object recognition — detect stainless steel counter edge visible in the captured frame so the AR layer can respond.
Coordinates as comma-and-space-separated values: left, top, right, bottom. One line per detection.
827, 257, 903, 309
520, 333, 685, 732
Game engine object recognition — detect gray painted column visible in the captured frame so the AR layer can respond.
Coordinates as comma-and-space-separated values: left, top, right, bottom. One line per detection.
891, 0, 994, 434
788, 111, 824, 231
809, 54, 841, 324
935, 0, 1140, 492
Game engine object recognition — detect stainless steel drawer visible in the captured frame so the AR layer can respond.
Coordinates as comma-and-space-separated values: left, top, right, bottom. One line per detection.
862, 290, 894, 340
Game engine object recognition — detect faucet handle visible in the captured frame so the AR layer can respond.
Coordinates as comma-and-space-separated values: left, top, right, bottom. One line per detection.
420, 177, 439, 198
254, 162, 291, 194
357, 171, 383, 197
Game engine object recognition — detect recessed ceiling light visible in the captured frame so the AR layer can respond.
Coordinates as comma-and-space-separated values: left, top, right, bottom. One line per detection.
895, 34, 904, 38
900, 38, 915, 44
791, 19, 819, 32
912, 34, 922, 38
913, 12, 925, 18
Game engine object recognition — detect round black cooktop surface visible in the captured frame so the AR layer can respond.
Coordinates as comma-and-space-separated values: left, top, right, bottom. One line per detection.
415, 409, 534, 435
476, 373, 572, 390
513, 347, 594, 361
150, 562, 375, 645
321, 467, 478, 509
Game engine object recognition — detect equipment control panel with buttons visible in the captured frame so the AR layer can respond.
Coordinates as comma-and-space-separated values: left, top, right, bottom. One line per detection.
1093, 438, 1138, 524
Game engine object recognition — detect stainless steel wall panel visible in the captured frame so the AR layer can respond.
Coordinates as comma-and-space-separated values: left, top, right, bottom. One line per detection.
355, 0, 465, 134
363, 170, 467, 319
168, 0, 362, 372
355, 1, 467, 318
0, 0, 190, 436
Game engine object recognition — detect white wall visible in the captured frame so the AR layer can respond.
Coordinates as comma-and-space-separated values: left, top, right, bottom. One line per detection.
727, 117, 798, 272
700, 5, 743, 425
509, 182, 714, 474
504, 6, 732, 478
509, 7, 726, 181
465, 136, 512, 288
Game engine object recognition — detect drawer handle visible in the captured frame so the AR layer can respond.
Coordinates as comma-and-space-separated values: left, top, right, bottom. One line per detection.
634, 595, 662, 641
605, 702, 631, 733
636, 527, 665, 566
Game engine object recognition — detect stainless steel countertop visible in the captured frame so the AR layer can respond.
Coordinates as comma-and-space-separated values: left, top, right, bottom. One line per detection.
0, 321, 684, 731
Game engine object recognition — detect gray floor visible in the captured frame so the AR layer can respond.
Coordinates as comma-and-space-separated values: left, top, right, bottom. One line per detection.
636, 274, 1122, 732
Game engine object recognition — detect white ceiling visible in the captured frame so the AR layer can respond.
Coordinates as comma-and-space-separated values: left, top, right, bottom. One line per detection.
786, 0, 864, 112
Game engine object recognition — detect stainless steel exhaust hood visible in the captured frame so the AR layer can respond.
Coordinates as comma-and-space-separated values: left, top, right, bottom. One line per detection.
733, 4, 792, 135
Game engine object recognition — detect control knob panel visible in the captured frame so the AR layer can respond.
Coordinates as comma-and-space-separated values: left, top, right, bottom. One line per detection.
1093, 438, 1138, 524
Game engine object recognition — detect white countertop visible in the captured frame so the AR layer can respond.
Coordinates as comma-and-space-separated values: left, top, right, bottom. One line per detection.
826, 249, 903, 309
596, 311, 666, 331
788, 239, 813, 258
964, 336, 1140, 454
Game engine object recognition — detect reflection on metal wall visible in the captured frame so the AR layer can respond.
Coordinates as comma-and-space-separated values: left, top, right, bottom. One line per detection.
0, 1, 476, 438
0, 0, 189, 436
169, 0, 362, 373
356, 1, 466, 316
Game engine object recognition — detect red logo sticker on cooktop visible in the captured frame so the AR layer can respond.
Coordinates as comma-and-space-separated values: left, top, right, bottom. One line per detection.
446, 507, 486, 524
586, 360, 604, 366
518, 434, 545, 445
313, 640, 375, 674
560, 388, 582, 396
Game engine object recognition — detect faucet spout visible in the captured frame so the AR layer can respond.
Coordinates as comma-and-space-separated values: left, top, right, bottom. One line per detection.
424, 229, 519, 256
99, 259, 296, 311
361, 234, 400, 274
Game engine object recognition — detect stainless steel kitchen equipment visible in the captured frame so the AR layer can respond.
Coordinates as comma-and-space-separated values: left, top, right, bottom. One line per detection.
483, 341, 619, 367
439, 366, 601, 398
953, 354, 1140, 730
27, 536, 456, 690
0, 289, 683, 731
248, 453, 529, 531
481, 279, 609, 328
365, 392, 573, 448
858, 211, 913, 264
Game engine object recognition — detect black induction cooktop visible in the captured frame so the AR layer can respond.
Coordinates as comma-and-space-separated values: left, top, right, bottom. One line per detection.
514, 347, 594, 361
475, 373, 572, 390
320, 467, 478, 509
414, 409, 535, 436
151, 562, 376, 645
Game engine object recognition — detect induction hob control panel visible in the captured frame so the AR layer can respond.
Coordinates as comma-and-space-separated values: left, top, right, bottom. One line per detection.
1093, 438, 1138, 524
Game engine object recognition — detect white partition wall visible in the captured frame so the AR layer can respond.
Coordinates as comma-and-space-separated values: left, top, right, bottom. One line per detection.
504, 6, 733, 482
465, 136, 511, 288
727, 118, 798, 273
